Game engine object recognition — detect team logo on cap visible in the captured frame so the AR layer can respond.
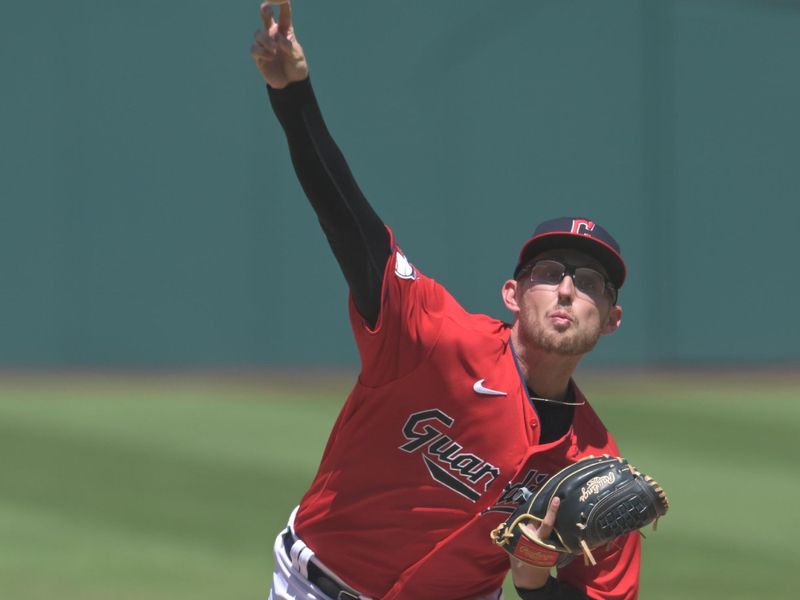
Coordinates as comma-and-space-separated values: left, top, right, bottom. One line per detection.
571, 219, 595, 236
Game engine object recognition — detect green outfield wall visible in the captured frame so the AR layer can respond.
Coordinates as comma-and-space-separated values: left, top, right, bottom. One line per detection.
2, 1, 798, 367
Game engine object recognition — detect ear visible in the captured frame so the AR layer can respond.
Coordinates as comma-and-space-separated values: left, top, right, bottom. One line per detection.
501, 279, 521, 315
601, 304, 623, 335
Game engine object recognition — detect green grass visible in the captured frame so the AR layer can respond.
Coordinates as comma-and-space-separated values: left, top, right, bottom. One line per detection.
0, 371, 797, 599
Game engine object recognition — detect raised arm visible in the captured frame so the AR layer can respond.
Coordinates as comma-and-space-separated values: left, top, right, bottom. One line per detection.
251, 1, 391, 328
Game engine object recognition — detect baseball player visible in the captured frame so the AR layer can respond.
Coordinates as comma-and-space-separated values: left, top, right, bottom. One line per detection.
251, 2, 640, 598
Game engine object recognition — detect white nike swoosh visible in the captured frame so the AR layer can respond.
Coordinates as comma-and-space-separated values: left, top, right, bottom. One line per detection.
473, 379, 508, 396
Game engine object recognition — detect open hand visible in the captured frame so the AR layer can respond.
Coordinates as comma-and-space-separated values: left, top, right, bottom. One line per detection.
250, 1, 308, 89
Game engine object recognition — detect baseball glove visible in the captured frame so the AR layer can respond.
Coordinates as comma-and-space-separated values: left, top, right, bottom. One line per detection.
490, 455, 669, 567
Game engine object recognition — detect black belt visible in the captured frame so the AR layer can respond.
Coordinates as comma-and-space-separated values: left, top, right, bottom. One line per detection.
282, 529, 361, 600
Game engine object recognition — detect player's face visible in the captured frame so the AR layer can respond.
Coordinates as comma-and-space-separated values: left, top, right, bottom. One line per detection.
502, 249, 623, 356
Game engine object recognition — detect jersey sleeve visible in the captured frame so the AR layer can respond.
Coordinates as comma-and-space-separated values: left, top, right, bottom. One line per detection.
349, 228, 448, 388
557, 531, 641, 600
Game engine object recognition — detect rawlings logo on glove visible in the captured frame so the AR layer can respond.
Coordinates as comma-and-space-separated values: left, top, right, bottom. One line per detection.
490, 455, 669, 567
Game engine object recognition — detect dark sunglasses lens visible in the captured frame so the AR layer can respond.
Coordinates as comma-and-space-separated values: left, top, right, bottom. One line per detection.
530, 261, 565, 285
574, 268, 607, 296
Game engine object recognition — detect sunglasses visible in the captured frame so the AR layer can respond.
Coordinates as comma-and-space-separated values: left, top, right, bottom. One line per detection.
525, 259, 617, 303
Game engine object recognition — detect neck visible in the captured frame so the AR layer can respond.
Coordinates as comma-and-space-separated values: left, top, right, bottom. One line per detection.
510, 325, 583, 401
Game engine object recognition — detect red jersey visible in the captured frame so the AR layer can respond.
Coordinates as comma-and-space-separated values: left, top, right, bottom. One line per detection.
294, 232, 640, 600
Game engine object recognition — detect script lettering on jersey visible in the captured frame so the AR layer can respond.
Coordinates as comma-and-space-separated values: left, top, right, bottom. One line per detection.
399, 409, 500, 503
482, 469, 552, 514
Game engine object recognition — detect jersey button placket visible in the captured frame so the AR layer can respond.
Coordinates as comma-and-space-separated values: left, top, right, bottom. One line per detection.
529, 419, 540, 445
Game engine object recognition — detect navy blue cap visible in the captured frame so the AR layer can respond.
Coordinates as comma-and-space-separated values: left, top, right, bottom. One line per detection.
513, 217, 626, 289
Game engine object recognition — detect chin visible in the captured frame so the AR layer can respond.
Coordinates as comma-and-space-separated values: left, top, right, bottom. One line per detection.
533, 328, 601, 357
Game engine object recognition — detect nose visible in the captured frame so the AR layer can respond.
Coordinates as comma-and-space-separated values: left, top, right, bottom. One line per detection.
557, 274, 576, 300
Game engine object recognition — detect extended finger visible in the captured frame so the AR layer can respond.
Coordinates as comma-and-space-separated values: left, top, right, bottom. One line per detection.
537, 496, 560, 539
259, 1, 276, 31
277, 1, 293, 36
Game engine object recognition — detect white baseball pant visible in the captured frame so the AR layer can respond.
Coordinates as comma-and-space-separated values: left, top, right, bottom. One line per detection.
268, 508, 503, 600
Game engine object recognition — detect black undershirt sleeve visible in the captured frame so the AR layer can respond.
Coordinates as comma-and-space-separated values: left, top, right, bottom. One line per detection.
267, 78, 391, 328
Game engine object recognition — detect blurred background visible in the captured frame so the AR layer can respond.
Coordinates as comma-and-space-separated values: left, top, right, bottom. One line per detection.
1, 1, 798, 598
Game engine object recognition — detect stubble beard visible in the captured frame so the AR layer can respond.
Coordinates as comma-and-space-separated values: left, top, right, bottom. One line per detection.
523, 315, 603, 357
